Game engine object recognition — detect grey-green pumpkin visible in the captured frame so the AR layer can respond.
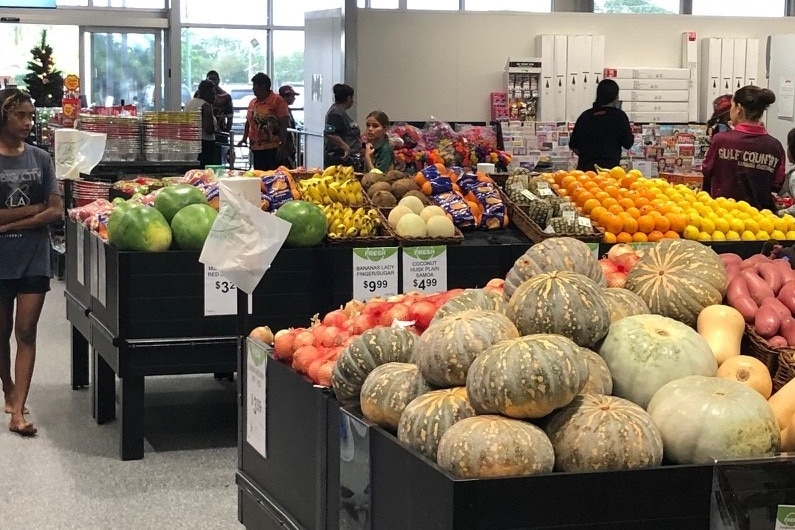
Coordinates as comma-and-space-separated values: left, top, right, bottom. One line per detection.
397, 387, 476, 462
332, 327, 417, 402
466, 334, 589, 419
415, 310, 520, 387
601, 288, 650, 324
544, 393, 663, 472
504, 237, 605, 300
360, 362, 434, 431
431, 289, 507, 324
436, 415, 555, 479
579, 347, 613, 395
508, 271, 611, 348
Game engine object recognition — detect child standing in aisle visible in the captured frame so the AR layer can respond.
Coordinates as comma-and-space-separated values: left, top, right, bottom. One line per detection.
0, 88, 63, 436
363, 110, 394, 173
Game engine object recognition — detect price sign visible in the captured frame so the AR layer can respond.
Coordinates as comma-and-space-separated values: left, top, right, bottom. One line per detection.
352, 247, 399, 301
76, 223, 85, 286
246, 339, 268, 458
204, 265, 252, 316
402, 246, 447, 294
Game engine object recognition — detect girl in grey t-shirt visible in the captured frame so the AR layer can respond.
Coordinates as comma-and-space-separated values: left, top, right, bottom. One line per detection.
0, 88, 62, 436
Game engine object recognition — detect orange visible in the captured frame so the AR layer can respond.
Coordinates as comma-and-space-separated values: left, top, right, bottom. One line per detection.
647, 230, 665, 242
585, 170, 597, 179
650, 198, 667, 210
647, 210, 664, 219
656, 202, 673, 215
602, 197, 619, 209
582, 198, 601, 215
618, 197, 635, 210
632, 232, 648, 243
591, 206, 608, 221
561, 175, 578, 188
602, 232, 617, 244
603, 214, 624, 235
554, 170, 569, 185
637, 215, 655, 234
594, 191, 610, 203
634, 197, 650, 208
666, 212, 687, 233
664, 230, 680, 239
608, 204, 625, 215
639, 205, 656, 216
625, 206, 641, 219
654, 215, 671, 232
604, 186, 621, 198
616, 232, 633, 243
620, 176, 636, 189
622, 215, 639, 234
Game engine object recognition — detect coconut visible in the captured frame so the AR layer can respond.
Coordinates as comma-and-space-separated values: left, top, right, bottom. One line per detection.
396, 213, 427, 237
398, 195, 425, 215
387, 205, 414, 228
367, 181, 392, 198
385, 170, 407, 184
371, 190, 398, 207
361, 172, 383, 191
391, 178, 420, 200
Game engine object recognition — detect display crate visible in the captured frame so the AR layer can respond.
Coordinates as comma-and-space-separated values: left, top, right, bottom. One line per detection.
239, 339, 341, 530
340, 407, 714, 530
87, 235, 335, 339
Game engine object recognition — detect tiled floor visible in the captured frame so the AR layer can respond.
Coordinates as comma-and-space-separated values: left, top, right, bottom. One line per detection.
0, 280, 243, 529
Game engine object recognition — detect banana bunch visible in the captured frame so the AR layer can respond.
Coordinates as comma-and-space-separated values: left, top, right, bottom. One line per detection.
323, 205, 381, 238
298, 165, 364, 205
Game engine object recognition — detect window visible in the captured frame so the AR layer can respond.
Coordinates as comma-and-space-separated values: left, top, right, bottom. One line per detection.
273, 0, 343, 27
181, 0, 267, 25
594, 0, 679, 14
692, 0, 784, 17
90, 0, 166, 6
181, 28, 269, 89
369, 0, 400, 7
56, 0, 88, 5
406, 0, 460, 10
465, 0, 550, 11
0, 25, 79, 88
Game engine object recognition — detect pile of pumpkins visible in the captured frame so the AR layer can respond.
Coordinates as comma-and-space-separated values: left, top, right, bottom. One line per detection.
331, 237, 793, 478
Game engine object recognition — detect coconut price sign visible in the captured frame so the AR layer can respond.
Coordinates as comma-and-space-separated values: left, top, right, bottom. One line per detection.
402, 246, 447, 294
352, 247, 399, 301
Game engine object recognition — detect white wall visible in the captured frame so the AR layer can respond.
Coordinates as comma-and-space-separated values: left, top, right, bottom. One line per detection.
353, 9, 795, 125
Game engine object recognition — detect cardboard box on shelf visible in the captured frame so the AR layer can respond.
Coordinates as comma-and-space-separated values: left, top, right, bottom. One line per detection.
625, 101, 689, 113
627, 111, 690, 123
604, 67, 690, 80
613, 78, 691, 91
622, 90, 690, 102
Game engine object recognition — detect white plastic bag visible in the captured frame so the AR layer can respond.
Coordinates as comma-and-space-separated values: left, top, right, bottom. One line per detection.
54, 129, 107, 180
199, 180, 292, 294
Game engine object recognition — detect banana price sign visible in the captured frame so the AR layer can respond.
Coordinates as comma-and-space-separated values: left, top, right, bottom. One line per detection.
352, 247, 399, 301
403, 246, 447, 294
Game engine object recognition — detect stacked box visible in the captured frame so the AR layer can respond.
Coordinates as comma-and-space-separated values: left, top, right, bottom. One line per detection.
605, 67, 692, 125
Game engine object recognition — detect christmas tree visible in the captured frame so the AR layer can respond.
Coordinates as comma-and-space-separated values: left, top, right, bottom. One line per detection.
24, 30, 64, 107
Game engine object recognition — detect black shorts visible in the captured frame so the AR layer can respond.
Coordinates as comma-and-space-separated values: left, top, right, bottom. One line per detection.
0, 276, 51, 301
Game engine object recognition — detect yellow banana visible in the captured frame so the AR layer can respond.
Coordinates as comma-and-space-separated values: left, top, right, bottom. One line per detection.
322, 165, 337, 178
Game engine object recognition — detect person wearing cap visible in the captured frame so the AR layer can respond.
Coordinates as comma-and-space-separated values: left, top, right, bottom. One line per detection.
279, 85, 299, 167
569, 79, 634, 172
707, 94, 732, 140
196, 70, 233, 133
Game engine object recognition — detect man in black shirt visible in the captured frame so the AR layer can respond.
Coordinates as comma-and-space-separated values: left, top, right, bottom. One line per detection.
569, 79, 634, 172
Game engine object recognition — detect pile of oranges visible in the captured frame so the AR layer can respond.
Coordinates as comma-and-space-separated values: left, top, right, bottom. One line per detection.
549, 167, 687, 244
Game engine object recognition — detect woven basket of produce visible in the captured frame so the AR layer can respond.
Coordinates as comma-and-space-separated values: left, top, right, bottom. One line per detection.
325, 207, 397, 247
774, 347, 795, 392
742, 325, 785, 384
500, 189, 603, 243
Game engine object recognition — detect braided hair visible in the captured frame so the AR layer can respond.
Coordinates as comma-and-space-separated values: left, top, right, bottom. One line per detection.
0, 88, 33, 128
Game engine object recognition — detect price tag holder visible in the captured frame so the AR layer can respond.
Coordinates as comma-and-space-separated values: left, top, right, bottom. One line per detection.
520, 189, 540, 201
402, 246, 447, 294
578, 216, 592, 228
204, 265, 253, 316
76, 223, 85, 286
538, 187, 555, 197
246, 338, 268, 458
352, 247, 399, 301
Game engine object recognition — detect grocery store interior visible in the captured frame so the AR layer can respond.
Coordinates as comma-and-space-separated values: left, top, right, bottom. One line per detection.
3, 0, 795, 529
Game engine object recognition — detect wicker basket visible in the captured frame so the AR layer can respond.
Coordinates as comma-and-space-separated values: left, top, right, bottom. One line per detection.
774, 347, 795, 392
742, 325, 795, 391
379, 208, 464, 246
325, 208, 397, 247
499, 189, 604, 244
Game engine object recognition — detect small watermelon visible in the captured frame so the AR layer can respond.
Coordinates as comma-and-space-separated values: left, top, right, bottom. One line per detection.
275, 200, 327, 247
170, 203, 218, 250
154, 184, 208, 223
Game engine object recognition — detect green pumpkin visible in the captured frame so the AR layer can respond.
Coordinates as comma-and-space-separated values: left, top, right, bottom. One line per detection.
360, 363, 433, 431
504, 237, 605, 300
436, 415, 555, 479
545, 393, 663, 472
508, 271, 611, 348
598, 314, 718, 408
601, 288, 650, 324
431, 289, 507, 324
415, 310, 520, 387
579, 347, 613, 395
332, 327, 417, 402
625, 239, 727, 328
466, 334, 589, 419
397, 387, 476, 462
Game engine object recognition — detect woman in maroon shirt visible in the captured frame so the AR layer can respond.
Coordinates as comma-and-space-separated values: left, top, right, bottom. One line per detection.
702, 86, 785, 211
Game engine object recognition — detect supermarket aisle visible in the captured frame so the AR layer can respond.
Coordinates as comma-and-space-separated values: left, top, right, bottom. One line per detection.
0, 281, 243, 529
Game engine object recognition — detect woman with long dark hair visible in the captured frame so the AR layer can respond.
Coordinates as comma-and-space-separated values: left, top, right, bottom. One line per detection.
0, 88, 62, 436
569, 79, 634, 172
702, 86, 785, 210
324, 84, 361, 168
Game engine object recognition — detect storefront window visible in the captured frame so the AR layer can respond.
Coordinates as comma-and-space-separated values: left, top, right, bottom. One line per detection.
369, 0, 399, 7
181, 27, 268, 90
406, 0, 460, 10
692, 0, 784, 17
56, 0, 88, 5
594, 0, 679, 14
90, 0, 166, 6
0, 24, 79, 89
272, 0, 343, 27
273, 29, 304, 124
181, 0, 268, 25
465, 0, 550, 11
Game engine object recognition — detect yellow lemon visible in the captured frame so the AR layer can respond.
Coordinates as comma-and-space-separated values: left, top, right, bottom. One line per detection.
714, 207, 729, 217
737, 200, 752, 212
698, 231, 712, 241
627, 169, 643, 179
725, 230, 741, 241
687, 213, 701, 229
683, 225, 700, 240
741, 230, 757, 241
758, 217, 775, 233
711, 231, 727, 241
700, 218, 716, 235
756, 230, 771, 241
760, 209, 775, 216
785, 214, 795, 231
714, 217, 731, 233
771, 230, 787, 241
729, 217, 745, 233
744, 218, 760, 233
774, 217, 788, 233
787, 230, 795, 240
